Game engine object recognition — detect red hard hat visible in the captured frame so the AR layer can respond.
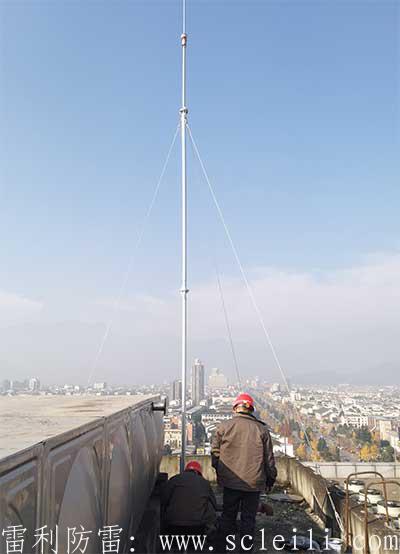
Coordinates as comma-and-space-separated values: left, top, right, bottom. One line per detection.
185, 461, 202, 475
233, 393, 254, 410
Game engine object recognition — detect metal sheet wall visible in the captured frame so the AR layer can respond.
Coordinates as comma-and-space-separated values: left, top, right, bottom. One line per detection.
0, 397, 164, 554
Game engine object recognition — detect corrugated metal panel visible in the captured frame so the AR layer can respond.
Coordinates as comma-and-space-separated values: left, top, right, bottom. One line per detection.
0, 396, 164, 554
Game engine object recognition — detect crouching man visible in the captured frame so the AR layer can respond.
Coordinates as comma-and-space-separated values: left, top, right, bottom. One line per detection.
211, 393, 277, 551
161, 461, 217, 539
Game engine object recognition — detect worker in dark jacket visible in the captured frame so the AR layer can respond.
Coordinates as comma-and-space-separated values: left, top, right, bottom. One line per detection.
211, 393, 277, 547
161, 461, 217, 535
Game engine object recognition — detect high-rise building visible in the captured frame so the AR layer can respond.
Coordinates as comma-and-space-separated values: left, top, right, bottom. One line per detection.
29, 377, 41, 392
191, 359, 205, 406
208, 367, 227, 389
170, 379, 182, 402
271, 383, 280, 393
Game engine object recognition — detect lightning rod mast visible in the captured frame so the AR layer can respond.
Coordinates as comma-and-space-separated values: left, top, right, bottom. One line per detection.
180, 0, 189, 473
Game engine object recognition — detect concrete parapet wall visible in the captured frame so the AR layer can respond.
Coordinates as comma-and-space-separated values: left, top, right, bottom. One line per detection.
161, 455, 216, 482
276, 456, 400, 554
275, 456, 340, 532
303, 462, 400, 480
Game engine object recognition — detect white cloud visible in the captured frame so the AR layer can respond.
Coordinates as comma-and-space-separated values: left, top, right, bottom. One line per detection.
0, 290, 43, 324
1, 253, 400, 384
89, 251, 400, 382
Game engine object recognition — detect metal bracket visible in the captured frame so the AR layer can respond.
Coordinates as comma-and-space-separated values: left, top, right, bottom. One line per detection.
152, 398, 167, 415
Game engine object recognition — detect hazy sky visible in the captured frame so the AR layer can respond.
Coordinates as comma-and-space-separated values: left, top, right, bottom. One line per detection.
0, 1, 398, 385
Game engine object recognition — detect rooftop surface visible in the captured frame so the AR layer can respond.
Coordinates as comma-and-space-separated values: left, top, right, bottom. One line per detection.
0, 394, 154, 458
212, 484, 327, 552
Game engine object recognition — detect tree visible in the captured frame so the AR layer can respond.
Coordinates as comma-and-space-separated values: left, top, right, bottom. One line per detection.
290, 420, 300, 433
356, 427, 372, 444
381, 445, 395, 462
369, 444, 379, 461
328, 444, 340, 462
296, 444, 307, 460
317, 437, 328, 453
371, 430, 379, 443
360, 444, 371, 461
306, 427, 314, 440
311, 439, 321, 461
337, 424, 350, 436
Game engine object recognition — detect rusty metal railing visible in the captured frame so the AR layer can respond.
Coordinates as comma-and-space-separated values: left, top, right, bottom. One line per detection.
362, 480, 400, 554
344, 471, 387, 552
344, 471, 400, 554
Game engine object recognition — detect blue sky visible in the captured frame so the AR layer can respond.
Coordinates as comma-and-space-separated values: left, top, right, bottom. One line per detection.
0, 1, 399, 384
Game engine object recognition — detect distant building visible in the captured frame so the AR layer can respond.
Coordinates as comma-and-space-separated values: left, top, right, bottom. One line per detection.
164, 428, 182, 450
170, 379, 182, 402
378, 419, 393, 442
389, 430, 400, 453
201, 410, 232, 424
290, 391, 301, 402
208, 368, 227, 389
186, 406, 203, 420
191, 359, 205, 406
201, 408, 232, 442
93, 382, 107, 391
9, 380, 28, 392
343, 413, 369, 428
1, 380, 11, 393
164, 423, 193, 450
271, 432, 294, 457
29, 377, 40, 392
271, 383, 280, 393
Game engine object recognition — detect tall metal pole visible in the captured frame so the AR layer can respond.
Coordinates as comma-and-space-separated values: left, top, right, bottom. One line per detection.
180, 0, 189, 474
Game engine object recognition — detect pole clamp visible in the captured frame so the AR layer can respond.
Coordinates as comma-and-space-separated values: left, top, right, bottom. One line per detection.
180, 288, 189, 294
181, 33, 187, 46
152, 398, 167, 415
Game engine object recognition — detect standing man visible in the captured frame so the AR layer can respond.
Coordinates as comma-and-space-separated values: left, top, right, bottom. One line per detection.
211, 393, 277, 549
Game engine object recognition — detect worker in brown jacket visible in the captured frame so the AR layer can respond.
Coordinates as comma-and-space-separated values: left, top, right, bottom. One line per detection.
211, 393, 277, 548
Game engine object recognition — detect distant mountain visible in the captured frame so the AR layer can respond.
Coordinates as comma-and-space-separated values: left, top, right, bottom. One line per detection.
291, 362, 400, 386
347, 363, 400, 385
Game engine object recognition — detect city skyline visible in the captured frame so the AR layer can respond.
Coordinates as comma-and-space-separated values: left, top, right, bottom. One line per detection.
3, 377, 400, 472
2, 372, 399, 464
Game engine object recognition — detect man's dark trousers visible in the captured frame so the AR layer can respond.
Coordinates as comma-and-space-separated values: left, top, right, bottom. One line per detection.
220, 487, 260, 539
